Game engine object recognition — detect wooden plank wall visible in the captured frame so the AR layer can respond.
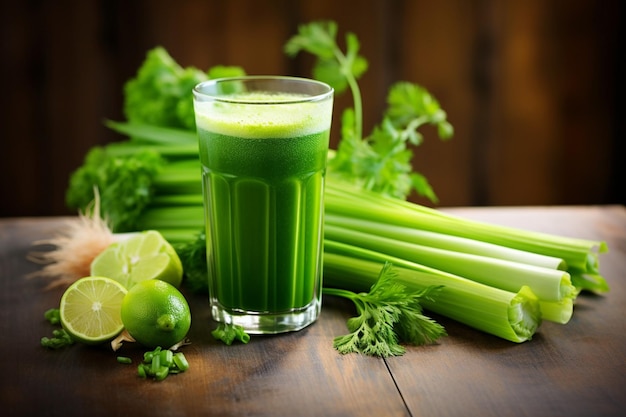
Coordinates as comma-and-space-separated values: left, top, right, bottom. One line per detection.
1, 0, 622, 217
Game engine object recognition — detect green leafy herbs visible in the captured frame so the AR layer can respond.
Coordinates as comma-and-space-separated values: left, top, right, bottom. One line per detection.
66, 147, 165, 232
65, 47, 244, 234
211, 323, 251, 346
323, 251, 543, 344
174, 231, 209, 294
323, 262, 446, 357
124, 46, 245, 130
285, 21, 453, 202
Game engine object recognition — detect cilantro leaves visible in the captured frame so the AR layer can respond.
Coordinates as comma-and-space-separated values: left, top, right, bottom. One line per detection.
285, 21, 454, 202
324, 263, 446, 357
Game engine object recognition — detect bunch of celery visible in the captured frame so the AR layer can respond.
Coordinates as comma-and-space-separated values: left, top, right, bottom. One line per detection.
66, 24, 608, 349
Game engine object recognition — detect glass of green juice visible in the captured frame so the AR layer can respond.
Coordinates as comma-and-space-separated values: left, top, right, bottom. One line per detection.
193, 76, 334, 334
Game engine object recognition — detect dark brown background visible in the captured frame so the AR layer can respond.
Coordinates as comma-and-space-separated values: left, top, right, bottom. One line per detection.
1, 0, 623, 217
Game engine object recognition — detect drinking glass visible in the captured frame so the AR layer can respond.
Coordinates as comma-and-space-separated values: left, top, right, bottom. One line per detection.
193, 76, 334, 333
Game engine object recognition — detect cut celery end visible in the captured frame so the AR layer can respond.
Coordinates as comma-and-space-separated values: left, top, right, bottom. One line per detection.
508, 286, 542, 341
539, 298, 574, 324
571, 272, 610, 294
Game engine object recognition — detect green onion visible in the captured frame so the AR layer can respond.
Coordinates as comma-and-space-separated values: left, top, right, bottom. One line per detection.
137, 347, 189, 381
159, 349, 173, 367
137, 364, 148, 379
155, 366, 170, 381
150, 351, 161, 375
173, 352, 189, 371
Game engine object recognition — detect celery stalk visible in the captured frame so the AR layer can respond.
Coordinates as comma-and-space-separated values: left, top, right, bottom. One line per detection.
324, 223, 576, 304
135, 206, 205, 231
325, 181, 608, 278
158, 229, 202, 244
325, 213, 565, 270
538, 299, 574, 325
323, 250, 542, 343
105, 141, 199, 158
151, 195, 204, 206
105, 120, 197, 146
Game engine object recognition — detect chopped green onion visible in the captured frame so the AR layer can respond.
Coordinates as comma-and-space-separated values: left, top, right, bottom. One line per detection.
151, 351, 161, 375
159, 349, 173, 367
137, 347, 189, 381
138, 364, 148, 379
173, 353, 189, 371
155, 366, 170, 381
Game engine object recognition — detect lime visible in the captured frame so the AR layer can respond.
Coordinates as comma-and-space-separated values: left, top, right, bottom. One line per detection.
90, 230, 183, 289
59, 276, 128, 344
120, 279, 191, 349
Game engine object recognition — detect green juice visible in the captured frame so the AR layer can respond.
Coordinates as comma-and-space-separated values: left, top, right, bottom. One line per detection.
194, 85, 333, 333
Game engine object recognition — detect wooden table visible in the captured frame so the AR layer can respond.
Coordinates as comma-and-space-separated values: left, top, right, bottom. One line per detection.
1, 206, 625, 417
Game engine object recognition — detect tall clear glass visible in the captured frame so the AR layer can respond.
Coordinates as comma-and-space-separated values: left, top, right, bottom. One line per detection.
193, 76, 334, 334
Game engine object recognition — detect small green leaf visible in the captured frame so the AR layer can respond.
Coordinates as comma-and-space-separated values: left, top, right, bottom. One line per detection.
410, 172, 439, 204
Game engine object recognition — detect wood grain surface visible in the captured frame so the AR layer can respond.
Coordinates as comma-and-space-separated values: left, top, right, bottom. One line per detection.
1, 205, 625, 417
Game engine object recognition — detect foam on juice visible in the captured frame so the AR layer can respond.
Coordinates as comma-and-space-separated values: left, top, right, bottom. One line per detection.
194, 92, 333, 139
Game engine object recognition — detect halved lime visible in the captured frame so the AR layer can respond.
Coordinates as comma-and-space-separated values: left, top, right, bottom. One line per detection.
60, 276, 128, 344
90, 230, 183, 289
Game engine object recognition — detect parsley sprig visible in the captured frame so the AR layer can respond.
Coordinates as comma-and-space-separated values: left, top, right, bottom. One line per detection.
285, 21, 454, 202
324, 263, 446, 357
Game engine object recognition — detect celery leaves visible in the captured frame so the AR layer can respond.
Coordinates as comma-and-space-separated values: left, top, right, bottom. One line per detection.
124, 47, 245, 131
324, 262, 446, 357
124, 47, 206, 130
285, 21, 453, 202
66, 48, 244, 232
285, 21, 368, 96
174, 231, 209, 294
66, 147, 165, 232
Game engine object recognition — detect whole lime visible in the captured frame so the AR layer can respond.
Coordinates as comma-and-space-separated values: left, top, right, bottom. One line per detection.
121, 279, 191, 349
